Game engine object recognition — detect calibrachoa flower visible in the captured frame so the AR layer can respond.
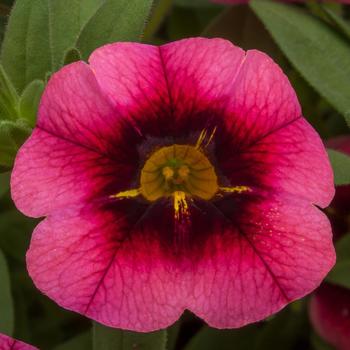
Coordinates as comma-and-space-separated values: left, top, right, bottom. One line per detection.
11, 38, 335, 331
309, 284, 350, 350
0, 334, 37, 350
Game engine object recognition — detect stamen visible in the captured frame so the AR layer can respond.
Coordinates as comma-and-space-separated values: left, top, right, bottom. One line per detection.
204, 126, 217, 147
173, 191, 189, 220
195, 127, 217, 149
110, 188, 141, 199
195, 129, 207, 149
220, 186, 251, 194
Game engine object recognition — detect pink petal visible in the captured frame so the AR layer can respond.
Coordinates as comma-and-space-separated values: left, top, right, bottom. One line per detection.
27, 193, 334, 330
88, 38, 245, 136
89, 39, 332, 206
189, 194, 335, 328
13, 38, 335, 332
0, 334, 37, 350
219, 117, 334, 208
11, 62, 139, 217
26, 204, 185, 332
216, 49, 333, 207
309, 284, 350, 350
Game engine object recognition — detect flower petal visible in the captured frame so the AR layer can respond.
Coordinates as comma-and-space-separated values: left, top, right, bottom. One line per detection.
37, 62, 128, 152
11, 62, 139, 217
89, 39, 331, 207
26, 204, 185, 332
188, 194, 335, 328
0, 334, 37, 350
27, 193, 334, 330
218, 117, 334, 208
88, 38, 246, 137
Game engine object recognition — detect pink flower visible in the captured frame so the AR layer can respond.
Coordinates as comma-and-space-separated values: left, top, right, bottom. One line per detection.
11, 38, 335, 331
309, 284, 350, 350
0, 334, 37, 350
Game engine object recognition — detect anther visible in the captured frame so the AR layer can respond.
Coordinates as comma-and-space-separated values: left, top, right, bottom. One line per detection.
178, 165, 190, 180
162, 166, 174, 180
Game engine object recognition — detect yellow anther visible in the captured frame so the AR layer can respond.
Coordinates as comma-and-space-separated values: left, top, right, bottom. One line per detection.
173, 191, 189, 220
110, 188, 141, 199
204, 127, 217, 147
195, 129, 208, 149
220, 186, 251, 194
178, 165, 190, 179
162, 166, 174, 180
195, 127, 217, 149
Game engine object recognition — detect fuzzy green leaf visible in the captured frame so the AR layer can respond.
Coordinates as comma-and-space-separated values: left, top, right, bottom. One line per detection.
76, 0, 155, 60
0, 0, 104, 92
0, 119, 31, 168
19, 79, 44, 127
0, 64, 19, 120
63, 47, 82, 66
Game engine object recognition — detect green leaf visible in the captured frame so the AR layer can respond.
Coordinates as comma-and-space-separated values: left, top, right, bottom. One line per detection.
63, 47, 82, 66
0, 64, 19, 119
0, 210, 34, 261
1, 0, 52, 92
203, 5, 281, 61
334, 233, 350, 261
326, 233, 350, 289
0, 123, 19, 168
326, 261, 350, 289
143, 0, 172, 41
251, 0, 350, 125
46, 0, 104, 68
310, 332, 334, 350
322, 6, 350, 40
184, 326, 258, 350
93, 322, 166, 350
19, 79, 44, 127
327, 149, 350, 185
0, 16, 7, 55
0, 172, 10, 197
0, 0, 104, 93
166, 321, 181, 350
54, 331, 92, 350
0, 119, 31, 168
76, 0, 155, 60
254, 307, 308, 350
174, 0, 219, 8
0, 249, 14, 335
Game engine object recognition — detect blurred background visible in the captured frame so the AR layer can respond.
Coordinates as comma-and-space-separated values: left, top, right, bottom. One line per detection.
0, 0, 350, 349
